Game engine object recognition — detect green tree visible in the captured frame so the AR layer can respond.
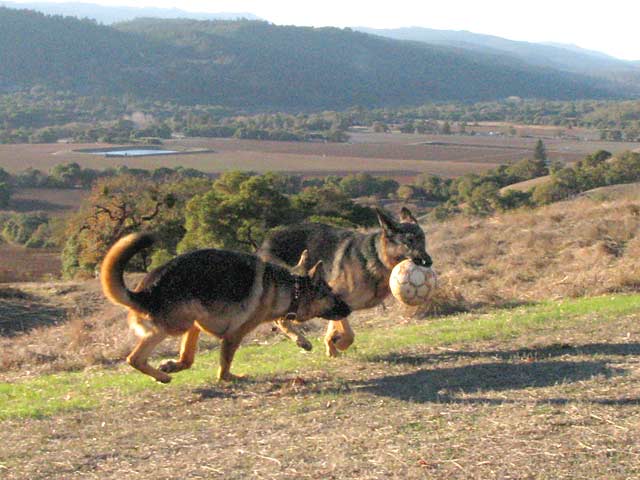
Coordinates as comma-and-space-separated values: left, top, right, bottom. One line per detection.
291, 185, 376, 227
506, 157, 548, 183
399, 122, 415, 134
533, 139, 547, 162
0, 182, 12, 207
396, 185, 416, 202
466, 181, 500, 215
50, 162, 83, 187
62, 174, 195, 277
372, 121, 389, 133
498, 189, 533, 211
414, 174, 452, 201
179, 173, 296, 253
1, 213, 50, 246
338, 173, 398, 198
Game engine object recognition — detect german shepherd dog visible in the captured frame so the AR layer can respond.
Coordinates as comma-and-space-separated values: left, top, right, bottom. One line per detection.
101, 233, 351, 383
259, 207, 432, 357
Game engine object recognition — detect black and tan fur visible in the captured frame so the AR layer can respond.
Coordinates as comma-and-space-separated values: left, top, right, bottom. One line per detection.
259, 207, 432, 356
101, 233, 350, 383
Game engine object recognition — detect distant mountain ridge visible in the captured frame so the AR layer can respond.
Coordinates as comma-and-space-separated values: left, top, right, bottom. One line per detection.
0, 8, 626, 109
357, 27, 640, 94
0, 1, 260, 24
541, 42, 620, 61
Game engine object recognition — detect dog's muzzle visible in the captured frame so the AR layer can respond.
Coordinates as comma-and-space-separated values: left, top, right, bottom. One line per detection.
412, 252, 433, 268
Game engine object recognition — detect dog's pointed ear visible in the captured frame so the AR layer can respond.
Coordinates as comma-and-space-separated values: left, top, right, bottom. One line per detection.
308, 261, 325, 284
376, 207, 400, 235
400, 207, 419, 224
294, 249, 309, 274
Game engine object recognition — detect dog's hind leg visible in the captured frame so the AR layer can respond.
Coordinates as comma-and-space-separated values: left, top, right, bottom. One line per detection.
274, 318, 313, 351
159, 325, 201, 374
324, 319, 355, 357
127, 330, 171, 383
217, 337, 242, 382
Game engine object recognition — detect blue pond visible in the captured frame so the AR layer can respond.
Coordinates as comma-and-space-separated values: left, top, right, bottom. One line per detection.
97, 149, 177, 157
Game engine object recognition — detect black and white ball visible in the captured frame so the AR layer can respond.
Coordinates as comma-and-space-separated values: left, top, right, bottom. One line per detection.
389, 259, 438, 306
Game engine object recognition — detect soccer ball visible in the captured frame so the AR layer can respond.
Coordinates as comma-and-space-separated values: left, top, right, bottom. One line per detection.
389, 259, 438, 306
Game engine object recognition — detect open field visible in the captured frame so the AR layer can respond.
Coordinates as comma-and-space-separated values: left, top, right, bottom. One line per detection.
6, 188, 88, 216
1, 293, 639, 479
0, 131, 637, 179
0, 245, 60, 283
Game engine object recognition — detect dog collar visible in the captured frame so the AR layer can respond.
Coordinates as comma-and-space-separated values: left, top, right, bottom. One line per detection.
286, 277, 302, 321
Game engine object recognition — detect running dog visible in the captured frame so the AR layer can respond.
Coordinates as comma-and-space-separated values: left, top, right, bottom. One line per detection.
259, 207, 432, 356
101, 233, 351, 383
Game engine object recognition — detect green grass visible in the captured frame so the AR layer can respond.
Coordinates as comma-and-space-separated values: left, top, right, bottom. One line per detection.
353, 294, 640, 358
2, 293, 640, 420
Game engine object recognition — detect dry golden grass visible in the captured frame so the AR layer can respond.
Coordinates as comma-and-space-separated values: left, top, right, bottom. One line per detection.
499, 174, 551, 193
426, 191, 640, 308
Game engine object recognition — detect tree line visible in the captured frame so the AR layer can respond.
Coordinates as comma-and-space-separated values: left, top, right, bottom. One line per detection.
60, 171, 383, 277
3, 88, 640, 145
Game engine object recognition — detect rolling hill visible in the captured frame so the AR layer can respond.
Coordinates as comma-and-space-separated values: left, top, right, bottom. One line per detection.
0, 7, 625, 109
0, 1, 260, 23
358, 26, 640, 94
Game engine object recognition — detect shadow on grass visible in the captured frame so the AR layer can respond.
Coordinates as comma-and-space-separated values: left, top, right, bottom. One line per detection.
192, 388, 238, 400
188, 343, 637, 405
8, 198, 70, 213
0, 289, 66, 336
366, 342, 640, 366
351, 360, 626, 405
192, 377, 263, 401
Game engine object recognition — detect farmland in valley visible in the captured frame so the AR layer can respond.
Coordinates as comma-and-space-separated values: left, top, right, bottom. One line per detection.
1, 130, 636, 179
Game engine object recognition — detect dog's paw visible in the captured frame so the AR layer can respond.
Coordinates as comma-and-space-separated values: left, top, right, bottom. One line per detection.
159, 360, 185, 373
297, 337, 313, 351
155, 373, 172, 384
331, 333, 354, 352
218, 372, 246, 383
325, 340, 339, 358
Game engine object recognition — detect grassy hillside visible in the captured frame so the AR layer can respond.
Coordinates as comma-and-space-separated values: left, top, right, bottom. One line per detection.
0, 7, 618, 109
2, 293, 640, 478
427, 192, 640, 308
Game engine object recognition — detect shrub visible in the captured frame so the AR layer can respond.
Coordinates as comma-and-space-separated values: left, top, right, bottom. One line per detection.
1, 213, 50, 246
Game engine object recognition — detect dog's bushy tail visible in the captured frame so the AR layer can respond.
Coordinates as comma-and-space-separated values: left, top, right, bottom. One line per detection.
101, 233, 154, 312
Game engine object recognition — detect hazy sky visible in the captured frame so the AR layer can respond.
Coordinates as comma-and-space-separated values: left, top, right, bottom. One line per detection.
8, 0, 640, 60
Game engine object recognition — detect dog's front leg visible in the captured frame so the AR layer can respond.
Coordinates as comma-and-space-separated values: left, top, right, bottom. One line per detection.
160, 325, 201, 374
217, 337, 242, 382
274, 317, 313, 351
324, 319, 355, 357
